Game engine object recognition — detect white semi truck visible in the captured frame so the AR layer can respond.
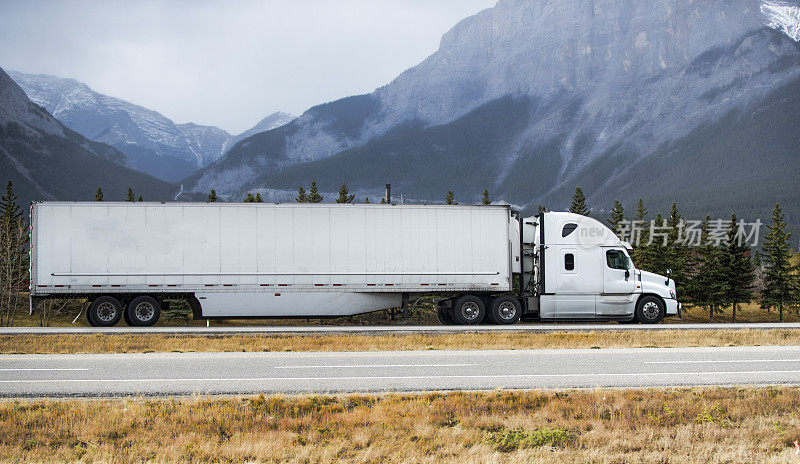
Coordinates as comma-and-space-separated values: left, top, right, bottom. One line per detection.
29, 202, 679, 326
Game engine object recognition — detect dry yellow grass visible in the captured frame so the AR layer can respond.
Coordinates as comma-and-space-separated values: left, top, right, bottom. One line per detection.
1, 328, 799, 354
1, 387, 798, 463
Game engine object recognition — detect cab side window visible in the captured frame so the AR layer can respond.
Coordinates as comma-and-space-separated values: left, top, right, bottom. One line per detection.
606, 250, 627, 270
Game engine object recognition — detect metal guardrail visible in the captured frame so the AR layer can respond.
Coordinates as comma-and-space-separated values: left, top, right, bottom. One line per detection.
2, 323, 800, 336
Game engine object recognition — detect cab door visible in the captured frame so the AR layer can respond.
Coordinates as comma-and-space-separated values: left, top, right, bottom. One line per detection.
597, 248, 637, 317
553, 247, 596, 319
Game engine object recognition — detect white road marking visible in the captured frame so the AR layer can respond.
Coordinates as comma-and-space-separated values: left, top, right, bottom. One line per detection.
1, 370, 799, 383
274, 363, 476, 369
0, 368, 89, 371
644, 359, 800, 364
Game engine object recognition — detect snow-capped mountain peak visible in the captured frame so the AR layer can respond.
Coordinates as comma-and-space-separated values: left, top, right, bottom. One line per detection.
762, 1, 800, 41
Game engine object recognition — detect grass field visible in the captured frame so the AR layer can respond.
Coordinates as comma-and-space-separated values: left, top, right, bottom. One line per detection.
1, 328, 799, 354
1, 387, 798, 463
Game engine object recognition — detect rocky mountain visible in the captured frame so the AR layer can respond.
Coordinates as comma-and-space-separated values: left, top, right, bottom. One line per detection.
0, 66, 177, 207
9, 72, 294, 182
187, 0, 800, 230
231, 112, 296, 147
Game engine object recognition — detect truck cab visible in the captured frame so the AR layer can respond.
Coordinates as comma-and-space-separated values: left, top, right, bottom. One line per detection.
520, 212, 679, 323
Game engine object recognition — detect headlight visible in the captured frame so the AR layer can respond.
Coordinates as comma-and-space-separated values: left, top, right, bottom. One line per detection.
669, 290, 676, 299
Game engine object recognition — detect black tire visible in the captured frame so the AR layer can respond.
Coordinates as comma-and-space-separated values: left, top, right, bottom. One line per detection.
86, 303, 97, 327
635, 296, 665, 324
436, 306, 455, 325
87, 296, 124, 327
122, 300, 133, 326
451, 295, 485, 325
488, 295, 522, 325
127, 296, 161, 327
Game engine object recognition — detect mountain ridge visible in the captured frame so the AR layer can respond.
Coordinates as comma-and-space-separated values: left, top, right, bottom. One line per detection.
0, 66, 178, 207
187, 0, 800, 215
9, 71, 294, 182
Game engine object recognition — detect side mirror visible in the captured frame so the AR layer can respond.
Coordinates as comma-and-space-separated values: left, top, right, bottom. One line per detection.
665, 268, 672, 285
625, 269, 630, 279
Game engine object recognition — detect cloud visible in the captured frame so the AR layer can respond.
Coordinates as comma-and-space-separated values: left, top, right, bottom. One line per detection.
0, 0, 496, 133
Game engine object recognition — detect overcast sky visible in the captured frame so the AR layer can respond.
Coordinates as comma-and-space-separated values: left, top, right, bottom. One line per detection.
0, 0, 495, 133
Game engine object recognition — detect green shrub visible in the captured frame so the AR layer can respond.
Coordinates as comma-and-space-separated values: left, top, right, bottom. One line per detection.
489, 427, 578, 452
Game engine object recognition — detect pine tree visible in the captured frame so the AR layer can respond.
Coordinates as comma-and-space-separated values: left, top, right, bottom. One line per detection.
1, 182, 21, 230
296, 186, 308, 203
665, 202, 690, 300
537, 204, 548, 215
0, 181, 28, 326
364, 197, 371, 204
630, 199, 651, 271
569, 186, 590, 215
689, 216, 730, 322
244, 193, 256, 203
255, 192, 263, 203
137, 195, 143, 202
336, 184, 355, 203
445, 190, 456, 205
723, 213, 756, 323
95, 187, 103, 201
308, 180, 323, 203
608, 199, 624, 234
482, 189, 490, 205
207, 189, 217, 203
761, 203, 793, 322
127, 188, 135, 202
646, 213, 668, 275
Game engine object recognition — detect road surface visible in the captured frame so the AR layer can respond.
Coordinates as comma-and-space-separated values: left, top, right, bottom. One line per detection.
2, 322, 799, 335
1, 346, 799, 397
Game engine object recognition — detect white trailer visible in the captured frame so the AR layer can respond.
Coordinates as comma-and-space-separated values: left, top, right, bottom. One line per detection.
29, 202, 679, 326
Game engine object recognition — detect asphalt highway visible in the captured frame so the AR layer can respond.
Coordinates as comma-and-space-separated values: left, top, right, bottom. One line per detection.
1, 346, 799, 397
2, 322, 799, 335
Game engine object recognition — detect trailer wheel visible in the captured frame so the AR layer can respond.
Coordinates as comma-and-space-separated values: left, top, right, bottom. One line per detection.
452, 295, 485, 325
87, 296, 124, 327
436, 307, 455, 325
488, 296, 522, 324
85, 302, 97, 327
122, 300, 133, 326
127, 296, 161, 327
635, 296, 664, 324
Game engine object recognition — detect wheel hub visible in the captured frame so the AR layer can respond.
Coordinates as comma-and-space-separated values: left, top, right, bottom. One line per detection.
135, 302, 155, 322
498, 301, 516, 320
461, 302, 480, 320
642, 301, 660, 320
96, 302, 116, 322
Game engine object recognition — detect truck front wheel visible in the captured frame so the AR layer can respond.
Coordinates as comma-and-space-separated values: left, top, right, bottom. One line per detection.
87, 296, 124, 327
127, 296, 161, 326
488, 296, 522, 324
635, 296, 665, 324
452, 295, 485, 325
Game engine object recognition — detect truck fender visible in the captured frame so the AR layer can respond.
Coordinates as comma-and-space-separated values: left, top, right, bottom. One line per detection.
637, 293, 665, 309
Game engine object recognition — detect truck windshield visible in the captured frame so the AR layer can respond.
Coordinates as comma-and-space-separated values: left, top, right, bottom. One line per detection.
606, 250, 628, 270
